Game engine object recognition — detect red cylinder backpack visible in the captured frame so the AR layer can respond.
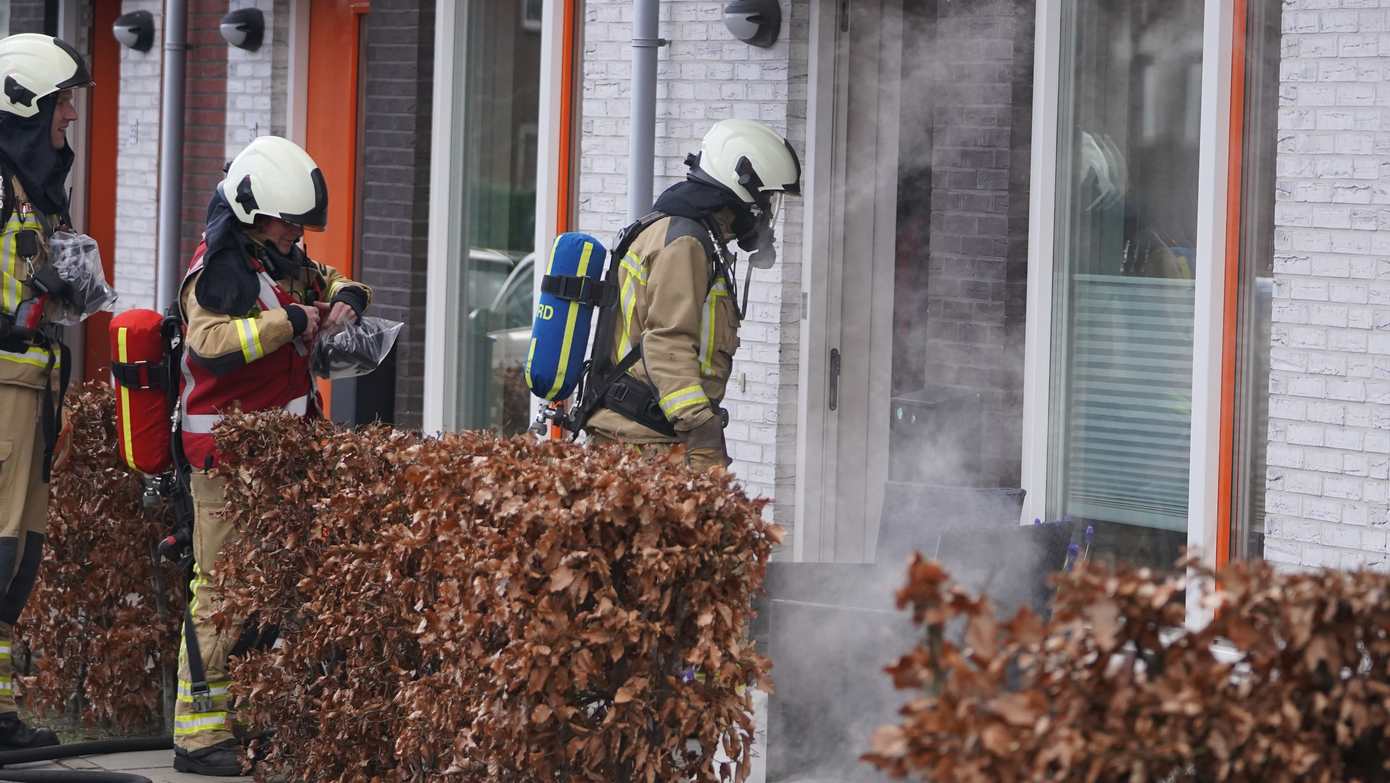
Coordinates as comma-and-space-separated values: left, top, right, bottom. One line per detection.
109, 309, 179, 475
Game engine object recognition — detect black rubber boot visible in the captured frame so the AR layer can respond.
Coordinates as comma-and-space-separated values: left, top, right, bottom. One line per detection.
174, 739, 245, 777
0, 712, 58, 749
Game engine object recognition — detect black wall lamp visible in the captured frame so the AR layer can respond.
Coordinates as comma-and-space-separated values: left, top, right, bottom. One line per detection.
220, 8, 265, 52
723, 0, 781, 48
112, 10, 155, 53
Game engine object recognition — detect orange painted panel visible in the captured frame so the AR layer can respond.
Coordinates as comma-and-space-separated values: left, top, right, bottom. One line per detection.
303, 0, 362, 276
83, 0, 122, 383
1217, 0, 1250, 568
304, 0, 368, 412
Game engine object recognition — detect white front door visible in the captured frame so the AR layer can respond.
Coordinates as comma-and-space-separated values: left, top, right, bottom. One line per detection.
796, 0, 903, 563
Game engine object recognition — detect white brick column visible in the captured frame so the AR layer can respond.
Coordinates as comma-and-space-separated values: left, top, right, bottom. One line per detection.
114, 0, 164, 312
225, 0, 291, 158
577, 1, 809, 524
1266, 2, 1390, 571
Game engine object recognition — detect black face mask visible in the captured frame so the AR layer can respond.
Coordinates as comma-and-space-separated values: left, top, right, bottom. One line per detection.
0, 94, 74, 218
737, 208, 777, 269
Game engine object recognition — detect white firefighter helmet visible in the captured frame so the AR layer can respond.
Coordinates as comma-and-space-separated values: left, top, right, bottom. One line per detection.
0, 34, 93, 119
692, 119, 800, 210
220, 135, 328, 229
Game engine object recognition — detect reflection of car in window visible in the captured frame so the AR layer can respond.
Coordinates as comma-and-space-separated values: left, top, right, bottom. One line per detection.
467, 249, 525, 314
480, 252, 535, 369
464, 250, 535, 433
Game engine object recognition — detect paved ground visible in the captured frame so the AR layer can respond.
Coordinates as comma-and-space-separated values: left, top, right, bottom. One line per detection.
6, 749, 251, 782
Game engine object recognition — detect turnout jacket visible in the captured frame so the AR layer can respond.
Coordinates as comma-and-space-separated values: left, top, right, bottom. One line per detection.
0, 176, 63, 391
178, 236, 371, 468
586, 214, 740, 444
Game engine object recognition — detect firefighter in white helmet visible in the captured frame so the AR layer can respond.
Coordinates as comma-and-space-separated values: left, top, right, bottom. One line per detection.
583, 119, 800, 470
172, 136, 372, 776
0, 33, 93, 750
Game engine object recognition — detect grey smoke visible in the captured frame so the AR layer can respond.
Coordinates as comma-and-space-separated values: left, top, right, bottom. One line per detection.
759, 1, 1051, 780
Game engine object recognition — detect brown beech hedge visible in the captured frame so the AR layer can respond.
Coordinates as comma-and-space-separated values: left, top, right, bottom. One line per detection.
21, 383, 185, 732
865, 556, 1390, 782
208, 410, 778, 782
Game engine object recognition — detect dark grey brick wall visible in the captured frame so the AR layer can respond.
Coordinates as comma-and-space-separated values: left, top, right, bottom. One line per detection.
181, 0, 228, 264
893, 0, 1034, 488
8, 0, 50, 34
358, 0, 433, 428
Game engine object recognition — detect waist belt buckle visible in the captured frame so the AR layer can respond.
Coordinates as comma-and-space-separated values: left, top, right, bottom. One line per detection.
718, 406, 729, 429
190, 685, 216, 714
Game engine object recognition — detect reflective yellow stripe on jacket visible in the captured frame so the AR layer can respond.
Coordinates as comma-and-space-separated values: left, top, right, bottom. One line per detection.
232, 317, 265, 363
0, 344, 56, 369
0, 209, 58, 377
1, 222, 20, 314
0, 211, 42, 316
659, 384, 709, 418
699, 280, 729, 377
0, 211, 51, 371
616, 252, 647, 363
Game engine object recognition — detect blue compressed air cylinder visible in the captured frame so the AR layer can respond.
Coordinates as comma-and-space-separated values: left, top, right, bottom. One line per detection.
525, 232, 609, 402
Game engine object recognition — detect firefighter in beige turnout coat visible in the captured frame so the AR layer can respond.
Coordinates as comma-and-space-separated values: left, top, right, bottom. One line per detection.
0, 33, 92, 750
585, 120, 800, 470
172, 136, 372, 776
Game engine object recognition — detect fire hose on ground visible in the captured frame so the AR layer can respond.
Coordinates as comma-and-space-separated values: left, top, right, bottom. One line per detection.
0, 735, 174, 782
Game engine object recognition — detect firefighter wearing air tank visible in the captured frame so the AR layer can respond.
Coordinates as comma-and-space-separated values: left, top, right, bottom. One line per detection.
0, 33, 93, 750
584, 120, 800, 470
173, 136, 372, 776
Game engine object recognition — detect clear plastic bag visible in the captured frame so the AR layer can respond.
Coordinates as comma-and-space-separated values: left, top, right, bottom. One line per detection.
45, 231, 118, 325
310, 316, 404, 379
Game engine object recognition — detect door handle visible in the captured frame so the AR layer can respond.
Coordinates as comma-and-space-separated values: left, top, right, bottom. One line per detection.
829, 348, 841, 411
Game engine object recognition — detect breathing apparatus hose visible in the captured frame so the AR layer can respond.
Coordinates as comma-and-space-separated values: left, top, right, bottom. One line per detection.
0, 735, 173, 783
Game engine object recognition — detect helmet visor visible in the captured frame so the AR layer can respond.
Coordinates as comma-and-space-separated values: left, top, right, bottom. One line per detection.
764, 191, 783, 222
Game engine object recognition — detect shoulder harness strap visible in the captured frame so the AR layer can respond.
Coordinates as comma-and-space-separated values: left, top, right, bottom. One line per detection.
0, 171, 14, 232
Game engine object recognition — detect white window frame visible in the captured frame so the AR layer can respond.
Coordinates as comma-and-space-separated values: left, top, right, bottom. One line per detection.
425, 0, 563, 432
286, 0, 311, 148
793, 0, 1238, 567
792, 0, 845, 562
1018, 0, 1237, 576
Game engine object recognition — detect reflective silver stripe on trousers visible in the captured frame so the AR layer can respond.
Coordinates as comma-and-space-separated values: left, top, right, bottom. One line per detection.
182, 395, 310, 435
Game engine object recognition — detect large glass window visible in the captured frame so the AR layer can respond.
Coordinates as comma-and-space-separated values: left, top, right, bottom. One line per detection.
888, 0, 1035, 493
1231, 0, 1283, 561
454, 0, 544, 434
1048, 0, 1205, 566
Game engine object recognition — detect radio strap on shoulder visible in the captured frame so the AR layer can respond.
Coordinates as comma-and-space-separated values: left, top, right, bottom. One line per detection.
39, 339, 71, 483
0, 172, 13, 232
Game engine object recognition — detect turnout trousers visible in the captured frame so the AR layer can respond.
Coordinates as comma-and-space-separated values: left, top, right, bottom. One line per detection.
0, 385, 48, 716
174, 471, 241, 751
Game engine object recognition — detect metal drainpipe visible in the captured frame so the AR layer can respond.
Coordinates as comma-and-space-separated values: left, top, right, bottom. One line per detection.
156, 0, 188, 313
627, 0, 663, 221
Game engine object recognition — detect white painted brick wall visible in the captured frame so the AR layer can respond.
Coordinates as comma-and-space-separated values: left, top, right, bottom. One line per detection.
577, 1, 808, 535
114, 0, 164, 312
225, 0, 290, 158
1267, 0, 1390, 572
